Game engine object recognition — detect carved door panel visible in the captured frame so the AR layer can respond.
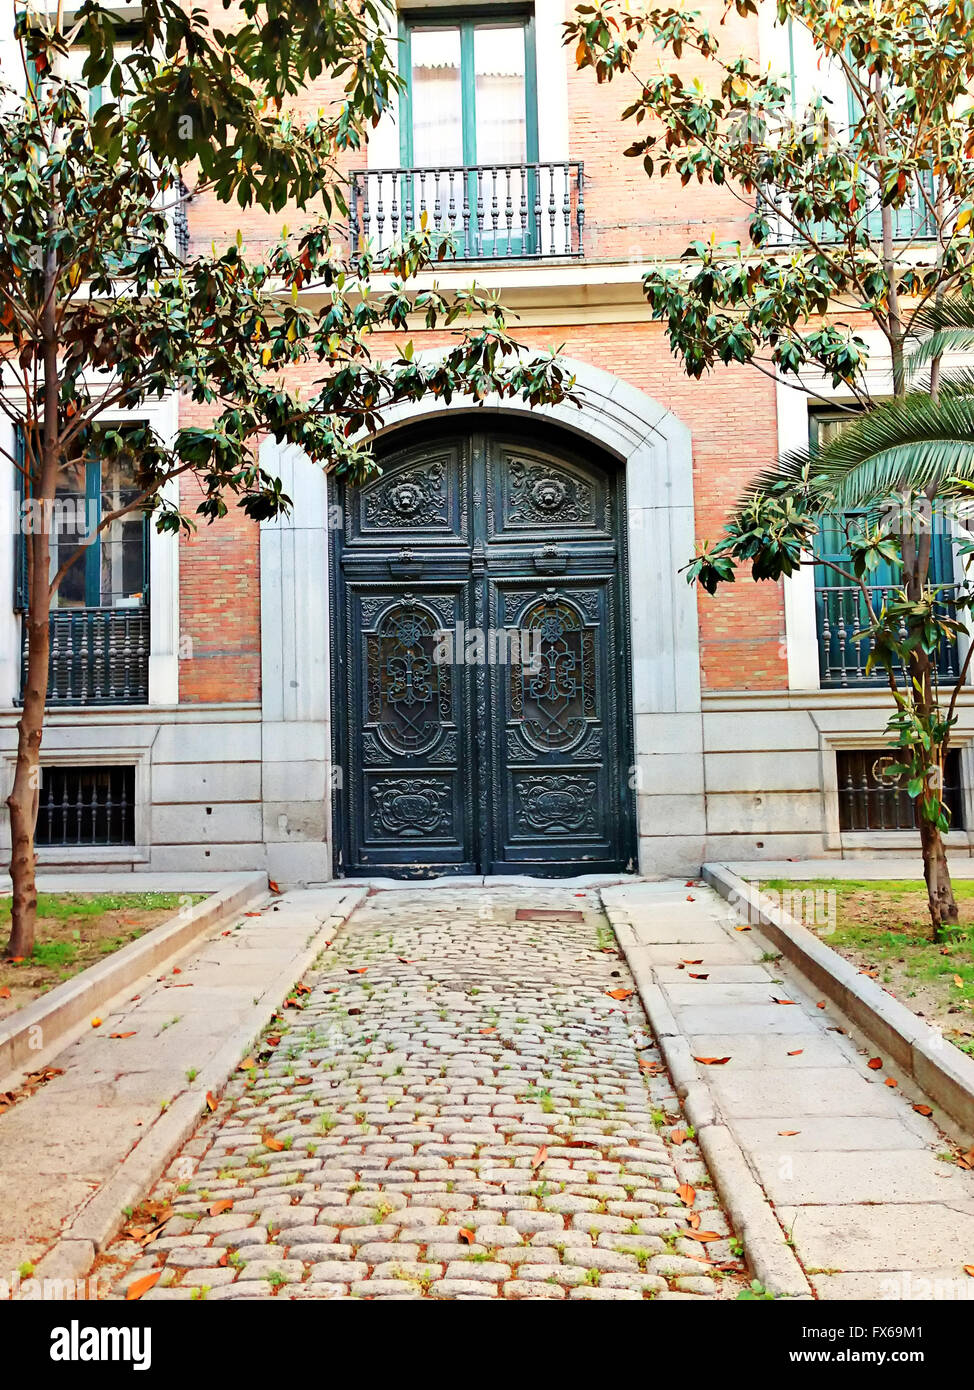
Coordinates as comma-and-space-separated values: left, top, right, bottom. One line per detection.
332, 422, 634, 877
343, 583, 475, 873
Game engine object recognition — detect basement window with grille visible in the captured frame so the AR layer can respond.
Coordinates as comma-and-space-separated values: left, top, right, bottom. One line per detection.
837, 749, 965, 833
36, 766, 136, 847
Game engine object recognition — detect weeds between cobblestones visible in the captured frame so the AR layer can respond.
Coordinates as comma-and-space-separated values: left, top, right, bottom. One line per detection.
97, 887, 748, 1301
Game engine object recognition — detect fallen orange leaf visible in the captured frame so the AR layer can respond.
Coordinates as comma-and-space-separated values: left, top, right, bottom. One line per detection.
268, 880, 282, 894
771, 997, 797, 1006
676, 1182, 695, 1206
218, 1252, 228, 1267
347, 968, 367, 975
606, 987, 633, 1001
264, 1136, 284, 1152
238, 1057, 256, 1071
458, 1228, 475, 1245
205, 1092, 217, 1111
778, 1130, 801, 1136
683, 1230, 721, 1243
816, 1001, 826, 1009
209, 1199, 234, 1216
867, 1057, 883, 1070
682, 959, 704, 965
688, 1210, 701, 1229
689, 972, 709, 980
787, 1049, 803, 1057
531, 1145, 547, 1171
913, 1104, 933, 1116
479, 1027, 496, 1034
126, 1271, 161, 1301
108, 1031, 137, 1039
964, 1266, 974, 1278
734, 925, 751, 932
0, 987, 10, 999
670, 1128, 687, 1145
885, 1078, 898, 1087
694, 1055, 731, 1065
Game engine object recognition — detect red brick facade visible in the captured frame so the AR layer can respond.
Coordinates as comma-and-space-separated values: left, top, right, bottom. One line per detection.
177, 0, 786, 704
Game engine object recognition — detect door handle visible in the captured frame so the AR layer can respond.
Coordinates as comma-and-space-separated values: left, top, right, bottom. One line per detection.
533, 544, 568, 574
388, 547, 423, 579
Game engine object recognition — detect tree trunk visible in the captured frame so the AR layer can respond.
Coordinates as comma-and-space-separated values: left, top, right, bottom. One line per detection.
5, 220, 59, 960
5, 566, 51, 958
919, 816, 960, 943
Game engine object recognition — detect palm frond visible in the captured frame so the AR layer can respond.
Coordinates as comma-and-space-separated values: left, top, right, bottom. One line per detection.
908, 297, 974, 373
742, 386, 974, 513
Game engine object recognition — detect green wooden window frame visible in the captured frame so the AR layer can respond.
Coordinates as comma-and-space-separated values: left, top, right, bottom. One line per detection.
810, 409, 955, 591
397, 9, 539, 169
13, 428, 150, 613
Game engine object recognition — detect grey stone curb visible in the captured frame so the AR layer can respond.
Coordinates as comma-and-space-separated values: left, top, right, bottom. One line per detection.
34, 887, 368, 1283
0, 871, 268, 1085
696, 1126, 811, 1300
703, 862, 974, 1138
601, 894, 813, 1301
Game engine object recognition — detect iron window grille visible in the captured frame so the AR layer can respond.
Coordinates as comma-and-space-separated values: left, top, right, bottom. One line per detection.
837, 748, 964, 833
35, 765, 136, 847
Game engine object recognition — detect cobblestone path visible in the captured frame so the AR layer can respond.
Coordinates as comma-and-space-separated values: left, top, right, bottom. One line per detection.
101, 887, 747, 1300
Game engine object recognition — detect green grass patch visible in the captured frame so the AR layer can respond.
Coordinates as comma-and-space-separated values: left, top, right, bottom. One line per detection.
0, 893, 205, 1010
764, 879, 974, 1052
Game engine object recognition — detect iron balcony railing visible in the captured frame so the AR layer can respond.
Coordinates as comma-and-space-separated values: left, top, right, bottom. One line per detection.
758, 175, 936, 247
20, 607, 150, 705
349, 161, 584, 262
816, 583, 962, 688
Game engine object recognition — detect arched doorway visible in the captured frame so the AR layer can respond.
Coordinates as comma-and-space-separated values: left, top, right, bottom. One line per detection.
330, 416, 636, 877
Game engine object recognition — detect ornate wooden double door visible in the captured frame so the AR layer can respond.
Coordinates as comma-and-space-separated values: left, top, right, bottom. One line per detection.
331, 419, 635, 877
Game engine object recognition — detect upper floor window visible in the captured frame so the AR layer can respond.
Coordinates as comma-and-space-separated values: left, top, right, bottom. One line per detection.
15, 428, 148, 613
809, 410, 960, 687
399, 11, 538, 171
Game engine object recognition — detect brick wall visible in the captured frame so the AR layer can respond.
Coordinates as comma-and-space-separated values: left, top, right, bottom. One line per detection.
177, 401, 261, 703
179, 0, 788, 700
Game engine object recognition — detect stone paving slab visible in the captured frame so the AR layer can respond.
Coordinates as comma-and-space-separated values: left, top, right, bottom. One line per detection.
0, 886, 362, 1276
604, 880, 974, 1299
94, 886, 749, 1302
778, 1203, 974, 1270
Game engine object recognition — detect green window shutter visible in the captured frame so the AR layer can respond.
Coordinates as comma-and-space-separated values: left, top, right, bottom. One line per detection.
13, 428, 27, 612
84, 455, 101, 607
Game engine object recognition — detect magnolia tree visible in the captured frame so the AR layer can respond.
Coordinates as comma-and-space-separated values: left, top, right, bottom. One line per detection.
568, 0, 974, 938
0, 0, 574, 958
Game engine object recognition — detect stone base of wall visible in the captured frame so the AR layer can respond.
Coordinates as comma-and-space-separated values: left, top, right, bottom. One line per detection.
6, 690, 974, 885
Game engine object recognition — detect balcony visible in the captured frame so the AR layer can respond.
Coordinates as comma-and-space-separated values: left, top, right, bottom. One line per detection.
759, 177, 935, 248
816, 583, 961, 688
21, 608, 150, 706
349, 161, 584, 263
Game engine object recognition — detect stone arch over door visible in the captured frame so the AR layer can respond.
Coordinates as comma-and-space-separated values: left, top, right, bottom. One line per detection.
261, 357, 704, 882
